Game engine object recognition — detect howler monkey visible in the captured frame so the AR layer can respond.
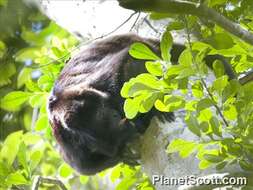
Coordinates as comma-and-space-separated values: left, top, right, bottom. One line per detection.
47, 34, 235, 175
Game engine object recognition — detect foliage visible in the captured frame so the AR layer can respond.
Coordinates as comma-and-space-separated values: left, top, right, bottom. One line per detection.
0, 1, 155, 189
122, 8, 253, 177
1, 0, 253, 189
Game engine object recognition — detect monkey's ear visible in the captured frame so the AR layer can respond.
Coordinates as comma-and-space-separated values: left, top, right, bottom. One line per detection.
60, 84, 109, 100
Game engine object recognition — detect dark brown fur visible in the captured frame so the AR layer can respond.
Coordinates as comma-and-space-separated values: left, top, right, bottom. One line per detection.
47, 34, 235, 175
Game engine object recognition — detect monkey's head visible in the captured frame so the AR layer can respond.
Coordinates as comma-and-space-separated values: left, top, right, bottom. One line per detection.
47, 84, 136, 175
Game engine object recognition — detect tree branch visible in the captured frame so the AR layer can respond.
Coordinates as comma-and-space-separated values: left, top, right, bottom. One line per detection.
117, 0, 253, 46
32, 176, 68, 190
239, 70, 253, 85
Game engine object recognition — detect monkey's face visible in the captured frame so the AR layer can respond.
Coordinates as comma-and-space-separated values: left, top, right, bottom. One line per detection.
47, 89, 133, 175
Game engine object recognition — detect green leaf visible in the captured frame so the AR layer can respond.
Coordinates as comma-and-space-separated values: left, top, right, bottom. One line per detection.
0, 40, 6, 57
198, 108, 213, 122
134, 74, 162, 90
149, 12, 173, 20
25, 79, 41, 92
197, 98, 214, 112
176, 67, 195, 79
209, 116, 222, 137
127, 83, 155, 97
208, 0, 227, 7
223, 105, 237, 120
199, 160, 212, 169
38, 74, 54, 91
121, 74, 161, 99
29, 93, 46, 108
5, 172, 28, 185
0, 91, 32, 111
167, 139, 197, 158
239, 160, 253, 171
166, 21, 184, 31
35, 114, 50, 131
192, 80, 204, 98
166, 65, 185, 77
124, 98, 140, 119
185, 113, 201, 137
178, 49, 192, 67
17, 142, 28, 173
15, 47, 40, 62
110, 166, 121, 182
160, 30, 172, 61
199, 122, 209, 133
129, 42, 160, 60
209, 33, 234, 50
213, 60, 225, 78
59, 163, 73, 178
155, 95, 185, 112
140, 92, 160, 113
145, 61, 163, 76
51, 47, 63, 58
0, 63, 16, 87
23, 133, 42, 145
212, 75, 228, 93
80, 175, 89, 184
0, 131, 23, 166
30, 150, 42, 172
17, 67, 32, 88
0, 160, 10, 178
203, 154, 225, 163
216, 161, 227, 170
116, 176, 137, 190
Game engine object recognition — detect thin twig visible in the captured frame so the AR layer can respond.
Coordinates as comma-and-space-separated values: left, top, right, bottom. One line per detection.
130, 11, 140, 31
29, 11, 137, 69
183, 16, 229, 127
143, 17, 160, 34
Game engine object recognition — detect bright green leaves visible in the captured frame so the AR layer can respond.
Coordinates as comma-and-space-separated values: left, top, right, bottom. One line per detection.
208, 0, 227, 7
0, 91, 48, 112
15, 47, 41, 62
0, 62, 16, 87
208, 33, 234, 50
178, 49, 192, 67
192, 80, 204, 98
209, 116, 222, 137
145, 61, 163, 76
109, 164, 154, 190
160, 29, 173, 61
185, 113, 201, 137
0, 91, 32, 111
120, 25, 253, 174
124, 98, 140, 119
0, 131, 23, 166
212, 75, 229, 93
167, 139, 199, 158
155, 95, 185, 112
5, 171, 29, 186
129, 42, 160, 60
0, 131, 51, 188
213, 60, 225, 78
59, 163, 73, 178
122, 32, 208, 120
121, 73, 165, 119
17, 67, 32, 88
223, 105, 237, 120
